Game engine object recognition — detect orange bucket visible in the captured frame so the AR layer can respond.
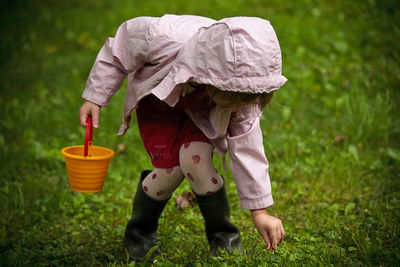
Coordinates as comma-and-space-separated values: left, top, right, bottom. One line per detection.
61, 116, 115, 193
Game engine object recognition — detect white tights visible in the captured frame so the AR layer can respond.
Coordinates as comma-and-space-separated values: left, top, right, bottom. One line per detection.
142, 142, 224, 200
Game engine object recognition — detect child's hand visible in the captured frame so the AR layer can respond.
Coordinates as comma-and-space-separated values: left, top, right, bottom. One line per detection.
79, 101, 101, 128
251, 208, 285, 250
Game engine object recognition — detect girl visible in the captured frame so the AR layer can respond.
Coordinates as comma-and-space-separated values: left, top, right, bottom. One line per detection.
79, 14, 287, 261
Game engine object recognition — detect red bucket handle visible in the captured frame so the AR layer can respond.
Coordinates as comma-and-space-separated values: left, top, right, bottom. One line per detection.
84, 116, 93, 157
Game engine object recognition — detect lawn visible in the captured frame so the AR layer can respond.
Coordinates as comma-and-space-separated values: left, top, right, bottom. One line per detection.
1, 0, 399, 266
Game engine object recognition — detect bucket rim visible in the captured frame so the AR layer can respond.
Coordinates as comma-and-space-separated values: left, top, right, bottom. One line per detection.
61, 145, 115, 160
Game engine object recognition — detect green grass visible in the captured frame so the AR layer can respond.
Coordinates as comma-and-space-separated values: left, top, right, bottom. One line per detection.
1, 0, 399, 266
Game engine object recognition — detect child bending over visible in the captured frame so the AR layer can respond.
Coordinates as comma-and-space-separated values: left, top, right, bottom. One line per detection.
79, 14, 287, 261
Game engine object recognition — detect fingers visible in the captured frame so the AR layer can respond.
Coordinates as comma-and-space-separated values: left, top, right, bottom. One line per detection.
274, 229, 280, 250
260, 229, 272, 250
267, 223, 285, 251
79, 101, 100, 128
91, 108, 99, 128
252, 211, 285, 251
79, 108, 88, 127
268, 229, 278, 250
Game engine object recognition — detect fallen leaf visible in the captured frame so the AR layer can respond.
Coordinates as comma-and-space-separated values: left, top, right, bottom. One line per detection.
175, 191, 196, 210
333, 135, 346, 145
116, 143, 126, 153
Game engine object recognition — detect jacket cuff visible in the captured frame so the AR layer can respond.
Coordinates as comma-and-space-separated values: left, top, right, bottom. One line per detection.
82, 89, 112, 106
239, 195, 274, 210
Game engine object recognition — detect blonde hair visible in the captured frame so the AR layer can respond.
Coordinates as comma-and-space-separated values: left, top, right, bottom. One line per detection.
205, 85, 274, 109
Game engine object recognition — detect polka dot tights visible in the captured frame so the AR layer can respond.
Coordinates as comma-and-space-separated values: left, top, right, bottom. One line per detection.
142, 142, 224, 200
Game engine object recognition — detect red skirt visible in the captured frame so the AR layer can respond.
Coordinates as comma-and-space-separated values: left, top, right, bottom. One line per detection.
136, 94, 211, 168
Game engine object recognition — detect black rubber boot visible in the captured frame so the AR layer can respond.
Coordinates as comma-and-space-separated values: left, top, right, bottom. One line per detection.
123, 170, 169, 262
194, 185, 242, 254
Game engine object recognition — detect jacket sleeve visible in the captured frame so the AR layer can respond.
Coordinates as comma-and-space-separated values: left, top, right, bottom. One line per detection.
227, 113, 273, 210
82, 17, 152, 106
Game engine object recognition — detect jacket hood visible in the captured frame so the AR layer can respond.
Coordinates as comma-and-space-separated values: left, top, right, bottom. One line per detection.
152, 16, 287, 106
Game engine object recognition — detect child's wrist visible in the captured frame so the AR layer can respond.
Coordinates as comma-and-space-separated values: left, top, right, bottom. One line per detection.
251, 208, 267, 217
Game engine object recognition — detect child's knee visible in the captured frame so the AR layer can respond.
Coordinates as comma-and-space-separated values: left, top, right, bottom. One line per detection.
178, 142, 223, 194
142, 167, 184, 200
179, 141, 213, 171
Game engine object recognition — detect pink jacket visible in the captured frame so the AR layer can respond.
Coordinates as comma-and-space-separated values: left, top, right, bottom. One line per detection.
82, 14, 287, 209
